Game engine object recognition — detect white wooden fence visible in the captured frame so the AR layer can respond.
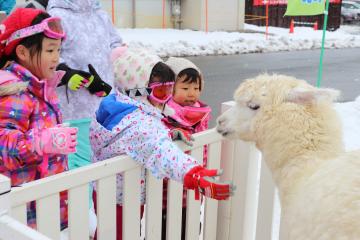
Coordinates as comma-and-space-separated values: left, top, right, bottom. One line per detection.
0, 102, 281, 240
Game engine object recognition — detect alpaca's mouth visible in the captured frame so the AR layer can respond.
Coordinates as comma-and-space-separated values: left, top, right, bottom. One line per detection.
216, 127, 230, 137
222, 132, 229, 137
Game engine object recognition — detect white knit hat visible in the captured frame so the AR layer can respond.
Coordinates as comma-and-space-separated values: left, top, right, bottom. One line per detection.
111, 46, 162, 96
165, 57, 204, 90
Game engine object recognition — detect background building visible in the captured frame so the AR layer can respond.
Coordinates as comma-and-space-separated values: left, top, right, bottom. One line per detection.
100, 0, 246, 31
15, 0, 342, 31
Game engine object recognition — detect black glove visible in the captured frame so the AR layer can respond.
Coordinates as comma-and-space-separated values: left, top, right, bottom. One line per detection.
56, 63, 91, 91
86, 64, 112, 97
56, 63, 112, 97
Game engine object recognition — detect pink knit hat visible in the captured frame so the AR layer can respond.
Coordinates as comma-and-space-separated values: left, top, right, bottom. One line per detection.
111, 46, 162, 93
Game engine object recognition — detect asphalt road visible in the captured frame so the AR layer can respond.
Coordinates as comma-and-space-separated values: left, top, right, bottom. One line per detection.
188, 48, 360, 126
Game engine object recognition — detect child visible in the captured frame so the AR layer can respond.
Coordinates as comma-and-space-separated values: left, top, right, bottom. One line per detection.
0, 8, 77, 229
164, 57, 211, 143
90, 46, 234, 240
162, 57, 211, 239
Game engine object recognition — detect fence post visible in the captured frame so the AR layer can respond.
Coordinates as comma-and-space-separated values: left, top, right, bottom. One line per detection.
0, 175, 10, 218
216, 101, 262, 240
0, 175, 51, 240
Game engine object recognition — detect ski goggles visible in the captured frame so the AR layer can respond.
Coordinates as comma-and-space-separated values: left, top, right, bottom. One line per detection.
6, 17, 65, 46
167, 98, 211, 126
117, 82, 174, 103
148, 82, 174, 104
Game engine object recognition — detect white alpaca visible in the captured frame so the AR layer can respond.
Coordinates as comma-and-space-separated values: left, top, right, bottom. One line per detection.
216, 74, 360, 240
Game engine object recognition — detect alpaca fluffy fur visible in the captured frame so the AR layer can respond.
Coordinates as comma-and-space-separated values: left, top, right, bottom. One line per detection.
216, 74, 360, 240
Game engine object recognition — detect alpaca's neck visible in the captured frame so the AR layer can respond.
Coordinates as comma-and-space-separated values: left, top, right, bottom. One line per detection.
257, 104, 344, 205
263, 149, 342, 205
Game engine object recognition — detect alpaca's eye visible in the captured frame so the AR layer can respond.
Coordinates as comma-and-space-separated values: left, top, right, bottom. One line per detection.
247, 102, 260, 110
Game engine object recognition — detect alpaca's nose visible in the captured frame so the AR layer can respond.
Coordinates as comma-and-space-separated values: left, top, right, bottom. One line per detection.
217, 117, 225, 126
216, 117, 227, 135
216, 124, 228, 136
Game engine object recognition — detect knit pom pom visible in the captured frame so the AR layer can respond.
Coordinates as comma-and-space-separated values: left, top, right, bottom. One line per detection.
110, 46, 128, 63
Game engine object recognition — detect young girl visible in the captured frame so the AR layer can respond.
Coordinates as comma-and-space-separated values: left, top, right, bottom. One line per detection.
90, 46, 234, 240
162, 57, 211, 239
164, 57, 211, 144
0, 8, 77, 229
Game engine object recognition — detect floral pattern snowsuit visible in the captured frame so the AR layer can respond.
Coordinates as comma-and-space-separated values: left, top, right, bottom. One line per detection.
90, 93, 200, 205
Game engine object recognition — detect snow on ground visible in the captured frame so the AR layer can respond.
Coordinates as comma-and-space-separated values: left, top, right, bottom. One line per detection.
118, 24, 360, 57
119, 24, 360, 150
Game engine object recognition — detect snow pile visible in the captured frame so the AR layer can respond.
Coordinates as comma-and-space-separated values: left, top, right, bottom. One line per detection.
119, 24, 360, 57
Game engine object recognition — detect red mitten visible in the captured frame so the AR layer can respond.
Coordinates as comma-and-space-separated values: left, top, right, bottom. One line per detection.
183, 166, 235, 200
169, 128, 194, 146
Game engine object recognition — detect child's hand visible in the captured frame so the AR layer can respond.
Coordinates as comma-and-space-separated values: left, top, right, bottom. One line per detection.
34, 126, 78, 155
56, 63, 91, 91
183, 166, 235, 200
170, 128, 194, 146
34, 125, 77, 177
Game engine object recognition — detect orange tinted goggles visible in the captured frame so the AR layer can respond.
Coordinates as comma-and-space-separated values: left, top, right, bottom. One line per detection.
148, 82, 174, 103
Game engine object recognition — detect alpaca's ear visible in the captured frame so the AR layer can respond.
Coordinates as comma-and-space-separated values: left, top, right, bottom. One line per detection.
286, 87, 340, 104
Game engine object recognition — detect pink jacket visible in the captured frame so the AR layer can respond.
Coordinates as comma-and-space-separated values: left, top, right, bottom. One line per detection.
0, 63, 68, 229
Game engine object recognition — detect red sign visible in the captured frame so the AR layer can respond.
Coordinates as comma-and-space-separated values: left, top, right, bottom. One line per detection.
253, 0, 340, 6
253, 0, 287, 5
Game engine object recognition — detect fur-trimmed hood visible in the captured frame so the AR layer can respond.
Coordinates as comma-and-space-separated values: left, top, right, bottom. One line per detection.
0, 70, 28, 97
0, 65, 65, 103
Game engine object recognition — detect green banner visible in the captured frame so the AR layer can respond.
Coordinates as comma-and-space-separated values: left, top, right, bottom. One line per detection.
285, 0, 325, 16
